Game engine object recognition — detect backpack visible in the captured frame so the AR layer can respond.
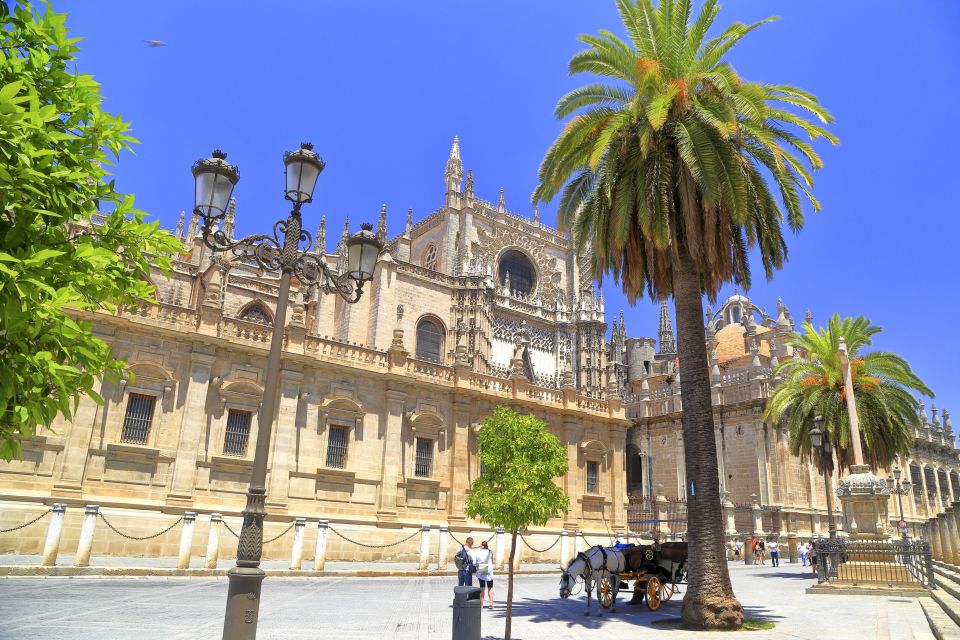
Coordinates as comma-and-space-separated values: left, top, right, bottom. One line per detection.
454, 546, 469, 570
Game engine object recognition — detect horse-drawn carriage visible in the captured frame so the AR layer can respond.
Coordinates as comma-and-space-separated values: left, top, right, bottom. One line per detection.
559, 541, 688, 615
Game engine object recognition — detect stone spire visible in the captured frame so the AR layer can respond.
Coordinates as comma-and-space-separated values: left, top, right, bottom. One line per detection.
498, 187, 505, 212
932, 404, 940, 428
533, 204, 540, 224
405, 208, 413, 236
186, 209, 199, 240
175, 211, 185, 240
223, 197, 236, 240
943, 408, 953, 438
445, 136, 463, 197
336, 217, 349, 253
315, 215, 326, 254
658, 300, 677, 355
804, 309, 813, 326
918, 399, 927, 424
776, 296, 791, 328
464, 170, 474, 200
376, 204, 388, 244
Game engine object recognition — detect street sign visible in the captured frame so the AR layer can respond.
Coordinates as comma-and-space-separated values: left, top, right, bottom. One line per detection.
898, 519, 907, 530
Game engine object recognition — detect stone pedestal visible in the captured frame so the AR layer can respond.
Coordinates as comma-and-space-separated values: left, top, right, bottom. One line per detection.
837, 465, 891, 540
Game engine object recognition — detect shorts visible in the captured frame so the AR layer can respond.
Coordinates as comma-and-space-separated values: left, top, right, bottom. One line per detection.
478, 578, 493, 589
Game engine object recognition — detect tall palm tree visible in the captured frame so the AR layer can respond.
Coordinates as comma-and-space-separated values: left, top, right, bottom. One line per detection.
534, 0, 837, 628
765, 314, 932, 475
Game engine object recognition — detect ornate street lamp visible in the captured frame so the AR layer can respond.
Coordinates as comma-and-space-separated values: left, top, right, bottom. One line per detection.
192, 144, 382, 640
809, 415, 837, 538
889, 466, 912, 540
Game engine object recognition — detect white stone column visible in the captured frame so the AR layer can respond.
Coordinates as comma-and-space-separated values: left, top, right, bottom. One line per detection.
438, 526, 449, 570
176, 511, 196, 569
288, 518, 306, 570
313, 520, 329, 571
40, 503, 67, 567
204, 513, 222, 569
74, 505, 99, 567
418, 525, 431, 570
559, 529, 570, 567
512, 533, 523, 571
494, 527, 505, 570
940, 507, 958, 565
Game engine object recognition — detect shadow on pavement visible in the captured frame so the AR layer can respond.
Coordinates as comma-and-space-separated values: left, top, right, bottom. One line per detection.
753, 570, 818, 580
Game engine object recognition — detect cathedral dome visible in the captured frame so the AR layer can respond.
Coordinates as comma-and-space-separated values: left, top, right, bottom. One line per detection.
714, 322, 771, 363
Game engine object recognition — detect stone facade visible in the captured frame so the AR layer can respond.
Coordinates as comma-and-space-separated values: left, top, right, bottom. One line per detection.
1, 139, 957, 562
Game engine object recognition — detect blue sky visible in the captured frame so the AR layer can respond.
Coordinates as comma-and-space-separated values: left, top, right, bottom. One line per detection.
58, 1, 960, 421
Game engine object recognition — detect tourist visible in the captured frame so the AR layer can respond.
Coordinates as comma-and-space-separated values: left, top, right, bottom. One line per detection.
799, 540, 808, 566
475, 540, 495, 610
809, 541, 818, 575
757, 538, 766, 565
734, 538, 742, 561
768, 538, 780, 567
455, 537, 477, 586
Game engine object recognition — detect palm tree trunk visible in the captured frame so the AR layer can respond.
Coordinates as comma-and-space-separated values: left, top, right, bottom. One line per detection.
672, 247, 744, 629
505, 529, 517, 640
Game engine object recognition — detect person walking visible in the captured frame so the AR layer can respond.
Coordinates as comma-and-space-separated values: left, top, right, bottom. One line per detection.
734, 538, 742, 562
798, 540, 808, 566
768, 539, 780, 567
756, 538, 766, 565
809, 541, 818, 575
474, 540, 495, 610
455, 537, 477, 587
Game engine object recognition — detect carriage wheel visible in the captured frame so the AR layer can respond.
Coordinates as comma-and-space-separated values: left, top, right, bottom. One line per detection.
646, 576, 663, 611
660, 581, 676, 602
598, 577, 614, 609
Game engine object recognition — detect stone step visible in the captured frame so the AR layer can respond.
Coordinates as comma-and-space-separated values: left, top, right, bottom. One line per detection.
933, 564, 960, 589
935, 572, 960, 603
932, 588, 960, 630
920, 597, 960, 640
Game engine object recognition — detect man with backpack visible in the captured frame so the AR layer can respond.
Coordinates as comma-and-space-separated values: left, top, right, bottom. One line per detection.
454, 536, 477, 586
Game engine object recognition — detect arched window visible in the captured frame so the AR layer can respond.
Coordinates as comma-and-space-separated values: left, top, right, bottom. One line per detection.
239, 302, 272, 325
416, 318, 444, 362
422, 244, 438, 271
497, 249, 536, 295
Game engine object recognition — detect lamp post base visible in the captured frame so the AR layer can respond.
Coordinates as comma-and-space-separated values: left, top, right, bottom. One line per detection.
223, 566, 266, 640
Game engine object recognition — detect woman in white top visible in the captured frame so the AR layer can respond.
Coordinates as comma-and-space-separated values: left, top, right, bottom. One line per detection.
474, 540, 495, 610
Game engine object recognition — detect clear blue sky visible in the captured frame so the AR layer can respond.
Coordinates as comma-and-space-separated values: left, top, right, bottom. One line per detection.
58, 1, 960, 423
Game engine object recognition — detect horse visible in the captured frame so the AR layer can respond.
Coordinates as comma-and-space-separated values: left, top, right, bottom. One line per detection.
558, 544, 627, 616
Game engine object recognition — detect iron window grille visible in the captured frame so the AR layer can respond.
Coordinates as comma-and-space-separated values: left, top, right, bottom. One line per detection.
325, 425, 349, 469
586, 461, 599, 494
415, 320, 443, 362
223, 409, 252, 457
414, 437, 433, 478
121, 393, 156, 444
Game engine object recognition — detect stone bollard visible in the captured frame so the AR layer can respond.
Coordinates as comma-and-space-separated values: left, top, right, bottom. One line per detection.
74, 505, 99, 567
419, 525, 431, 570
40, 503, 67, 567
205, 513, 222, 569
575, 530, 585, 556
289, 518, 306, 570
177, 512, 197, 569
723, 501, 736, 537
512, 532, 522, 571
438, 526, 449, 570
314, 520, 329, 571
787, 532, 798, 564
494, 527, 505, 570
559, 530, 569, 567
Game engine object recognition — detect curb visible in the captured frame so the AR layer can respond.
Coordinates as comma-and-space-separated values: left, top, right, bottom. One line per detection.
805, 584, 931, 598
0, 565, 558, 579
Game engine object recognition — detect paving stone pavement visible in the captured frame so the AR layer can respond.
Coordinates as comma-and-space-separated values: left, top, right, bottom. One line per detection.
0, 563, 935, 639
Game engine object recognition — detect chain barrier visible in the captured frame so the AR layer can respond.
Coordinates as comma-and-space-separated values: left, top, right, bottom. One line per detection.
0, 509, 51, 534
263, 522, 296, 544
328, 526, 420, 549
448, 529, 496, 548
519, 534, 561, 553
222, 519, 241, 539
99, 513, 183, 541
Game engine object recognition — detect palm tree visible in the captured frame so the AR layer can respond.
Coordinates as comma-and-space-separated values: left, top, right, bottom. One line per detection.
533, 0, 837, 628
765, 314, 932, 475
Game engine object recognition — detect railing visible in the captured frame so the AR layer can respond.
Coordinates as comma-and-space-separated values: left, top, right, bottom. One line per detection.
816, 537, 934, 589
304, 335, 389, 368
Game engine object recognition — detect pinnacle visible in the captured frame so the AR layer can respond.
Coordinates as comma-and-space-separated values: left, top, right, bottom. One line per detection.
450, 136, 460, 160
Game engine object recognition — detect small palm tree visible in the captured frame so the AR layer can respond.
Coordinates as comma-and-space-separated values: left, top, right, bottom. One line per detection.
533, 0, 836, 629
766, 314, 932, 475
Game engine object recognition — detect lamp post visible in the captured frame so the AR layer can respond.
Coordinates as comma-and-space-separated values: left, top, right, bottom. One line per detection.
191, 145, 383, 640
809, 416, 837, 539
888, 466, 911, 539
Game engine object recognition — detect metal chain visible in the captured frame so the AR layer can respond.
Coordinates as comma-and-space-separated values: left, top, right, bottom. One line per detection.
99, 513, 183, 541
449, 529, 497, 548
520, 534, 561, 553
222, 519, 241, 539
263, 522, 296, 544
328, 526, 420, 549
0, 509, 50, 533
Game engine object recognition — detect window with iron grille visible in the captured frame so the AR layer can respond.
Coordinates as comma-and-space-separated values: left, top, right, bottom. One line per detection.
414, 437, 433, 478
586, 461, 599, 494
416, 319, 443, 362
223, 409, 252, 456
121, 393, 156, 444
325, 425, 349, 469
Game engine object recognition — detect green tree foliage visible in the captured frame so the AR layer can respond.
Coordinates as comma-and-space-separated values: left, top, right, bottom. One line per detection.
0, 2, 180, 459
533, 0, 836, 629
765, 314, 932, 475
466, 406, 568, 640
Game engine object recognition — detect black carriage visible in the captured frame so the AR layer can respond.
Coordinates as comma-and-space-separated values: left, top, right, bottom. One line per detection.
597, 541, 688, 611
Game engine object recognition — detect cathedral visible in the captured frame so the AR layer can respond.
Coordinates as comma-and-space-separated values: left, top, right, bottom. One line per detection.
0, 139, 957, 563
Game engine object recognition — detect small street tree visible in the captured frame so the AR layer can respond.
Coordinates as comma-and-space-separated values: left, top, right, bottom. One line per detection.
466, 405, 569, 640
0, 3, 180, 459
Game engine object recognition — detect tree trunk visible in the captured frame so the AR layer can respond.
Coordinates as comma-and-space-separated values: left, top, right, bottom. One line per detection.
505, 529, 518, 640
672, 248, 744, 630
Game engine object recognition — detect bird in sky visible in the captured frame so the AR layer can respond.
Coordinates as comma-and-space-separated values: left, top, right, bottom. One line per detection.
145, 40, 167, 47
